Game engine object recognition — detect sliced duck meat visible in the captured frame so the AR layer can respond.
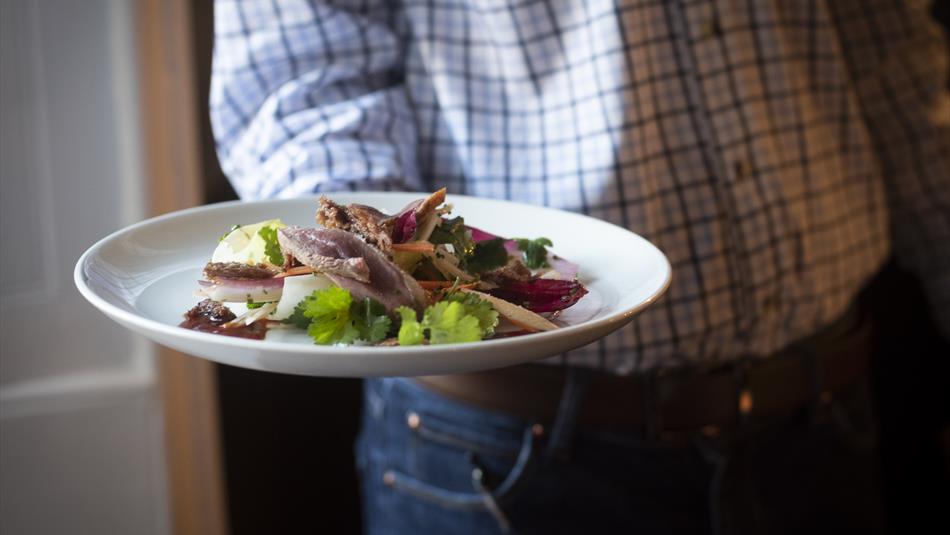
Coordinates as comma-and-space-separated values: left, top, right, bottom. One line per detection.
278, 227, 371, 282
316, 197, 394, 254
277, 227, 427, 312
317, 189, 450, 251
481, 257, 533, 285
204, 261, 278, 280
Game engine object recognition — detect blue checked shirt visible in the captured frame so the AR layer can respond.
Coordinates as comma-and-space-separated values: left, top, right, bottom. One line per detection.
211, 0, 950, 373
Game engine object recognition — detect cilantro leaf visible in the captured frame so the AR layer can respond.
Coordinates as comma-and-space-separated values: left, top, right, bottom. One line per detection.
287, 288, 497, 347
284, 297, 313, 329
257, 225, 284, 266
395, 293, 498, 345
396, 306, 425, 346
514, 237, 553, 269
287, 288, 392, 345
466, 238, 509, 274
423, 301, 482, 344
351, 297, 392, 343
445, 292, 499, 337
298, 286, 355, 345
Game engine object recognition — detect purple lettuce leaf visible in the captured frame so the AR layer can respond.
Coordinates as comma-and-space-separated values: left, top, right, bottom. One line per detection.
391, 210, 418, 244
487, 278, 588, 313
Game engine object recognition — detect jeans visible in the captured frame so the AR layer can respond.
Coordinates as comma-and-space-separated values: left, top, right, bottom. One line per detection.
355, 372, 884, 535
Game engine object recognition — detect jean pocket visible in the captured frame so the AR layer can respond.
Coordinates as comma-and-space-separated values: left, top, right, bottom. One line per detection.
382, 381, 544, 511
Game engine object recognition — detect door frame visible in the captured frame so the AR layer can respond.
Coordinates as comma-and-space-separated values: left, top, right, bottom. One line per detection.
136, 1, 228, 533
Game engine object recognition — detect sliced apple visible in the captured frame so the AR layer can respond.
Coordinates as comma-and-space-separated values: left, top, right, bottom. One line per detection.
272, 273, 334, 321
459, 288, 558, 332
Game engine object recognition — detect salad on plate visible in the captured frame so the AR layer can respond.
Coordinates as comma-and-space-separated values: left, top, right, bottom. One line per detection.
179, 189, 588, 346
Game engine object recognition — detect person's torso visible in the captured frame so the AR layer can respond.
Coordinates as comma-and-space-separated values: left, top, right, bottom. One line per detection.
398, 0, 890, 372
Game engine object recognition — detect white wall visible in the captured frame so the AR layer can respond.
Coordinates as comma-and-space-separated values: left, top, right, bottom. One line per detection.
0, 0, 170, 533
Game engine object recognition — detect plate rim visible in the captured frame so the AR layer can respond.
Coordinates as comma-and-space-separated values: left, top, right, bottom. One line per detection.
74, 193, 672, 357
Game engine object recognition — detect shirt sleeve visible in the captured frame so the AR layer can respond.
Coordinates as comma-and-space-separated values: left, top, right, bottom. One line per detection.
210, 0, 421, 200
831, 0, 950, 338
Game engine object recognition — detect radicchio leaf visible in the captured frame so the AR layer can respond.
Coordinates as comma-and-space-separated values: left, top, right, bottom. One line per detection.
392, 210, 418, 244
468, 226, 501, 243
487, 279, 588, 313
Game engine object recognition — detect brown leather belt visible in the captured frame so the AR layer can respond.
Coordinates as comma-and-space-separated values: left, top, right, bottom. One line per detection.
415, 306, 871, 437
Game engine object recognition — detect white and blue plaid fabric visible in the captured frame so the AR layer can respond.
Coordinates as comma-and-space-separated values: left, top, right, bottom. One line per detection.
211, 0, 950, 373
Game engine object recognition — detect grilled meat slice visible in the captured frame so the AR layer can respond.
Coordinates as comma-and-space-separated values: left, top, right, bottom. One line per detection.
277, 227, 371, 282
204, 262, 278, 280
316, 197, 394, 254
277, 227, 427, 311
481, 257, 533, 284
316, 189, 449, 254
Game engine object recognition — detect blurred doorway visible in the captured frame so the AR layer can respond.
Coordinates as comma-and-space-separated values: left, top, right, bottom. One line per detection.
0, 0, 169, 533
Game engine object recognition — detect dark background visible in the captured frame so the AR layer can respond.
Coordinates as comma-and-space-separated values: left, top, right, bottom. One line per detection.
191, 2, 950, 533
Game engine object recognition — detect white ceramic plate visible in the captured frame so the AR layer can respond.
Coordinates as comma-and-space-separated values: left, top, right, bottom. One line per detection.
75, 193, 670, 377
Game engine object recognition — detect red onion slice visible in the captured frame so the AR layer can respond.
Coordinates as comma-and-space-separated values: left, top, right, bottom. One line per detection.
196, 277, 284, 303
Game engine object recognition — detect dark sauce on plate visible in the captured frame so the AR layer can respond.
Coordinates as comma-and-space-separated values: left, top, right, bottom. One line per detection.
179, 299, 268, 340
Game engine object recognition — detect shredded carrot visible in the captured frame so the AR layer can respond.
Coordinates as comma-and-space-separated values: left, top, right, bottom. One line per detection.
417, 280, 478, 290
392, 241, 436, 253
276, 265, 314, 278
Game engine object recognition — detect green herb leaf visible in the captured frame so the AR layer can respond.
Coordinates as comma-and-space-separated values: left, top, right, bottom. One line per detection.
351, 297, 392, 343
444, 292, 499, 337
423, 301, 483, 344
288, 288, 497, 347
466, 238, 509, 274
257, 225, 284, 266
514, 237, 553, 269
396, 306, 425, 346
429, 216, 475, 265
287, 288, 392, 345
297, 287, 355, 345
284, 299, 312, 329
395, 293, 497, 346
246, 299, 265, 310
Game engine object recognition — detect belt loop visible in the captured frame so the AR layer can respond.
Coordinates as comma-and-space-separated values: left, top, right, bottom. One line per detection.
545, 367, 592, 462
641, 369, 660, 440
